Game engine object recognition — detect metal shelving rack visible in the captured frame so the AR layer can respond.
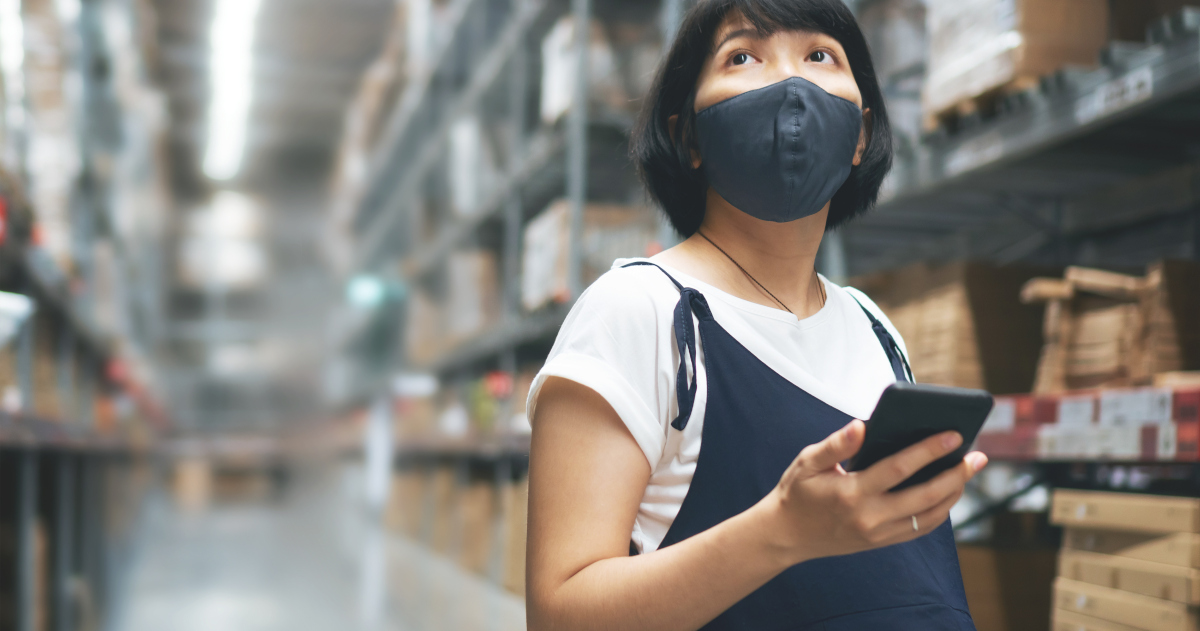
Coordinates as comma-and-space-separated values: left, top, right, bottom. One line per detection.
344, 0, 681, 386
843, 9, 1200, 276
347, 2, 1200, 556
0, 0, 162, 627
340, 0, 686, 595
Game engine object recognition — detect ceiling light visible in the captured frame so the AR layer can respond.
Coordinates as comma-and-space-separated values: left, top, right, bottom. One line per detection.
203, 0, 262, 181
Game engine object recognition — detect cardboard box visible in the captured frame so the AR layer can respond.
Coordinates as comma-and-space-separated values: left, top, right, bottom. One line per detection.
502, 476, 529, 597
850, 262, 1051, 394
459, 481, 496, 575
1053, 577, 1196, 631
1063, 528, 1200, 569
520, 200, 656, 312
1051, 490, 1200, 534
1172, 388, 1200, 424
430, 465, 458, 554
539, 16, 631, 124
1177, 422, 1199, 461
445, 250, 500, 342
958, 545, 1057, 631
173, 457, 212, 513
1052, 608, 1149, 631
1024, 261, 1200, 393
923, 0, 1109, 122
387, 470, 428, 538
1059, 549, 1200, 604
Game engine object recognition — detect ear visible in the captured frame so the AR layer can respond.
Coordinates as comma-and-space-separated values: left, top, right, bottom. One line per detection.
668, 114, 703, 169
852, 108, 872, 166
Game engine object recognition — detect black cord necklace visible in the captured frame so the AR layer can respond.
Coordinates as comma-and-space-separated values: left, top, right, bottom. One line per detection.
696, 230, 826, 316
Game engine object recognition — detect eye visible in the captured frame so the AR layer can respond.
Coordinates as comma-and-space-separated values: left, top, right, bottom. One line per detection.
809, 50, 835, 64
731, 52, 753, 66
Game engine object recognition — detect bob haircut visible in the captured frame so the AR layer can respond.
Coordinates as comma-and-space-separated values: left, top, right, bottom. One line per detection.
632, 0, 892, 236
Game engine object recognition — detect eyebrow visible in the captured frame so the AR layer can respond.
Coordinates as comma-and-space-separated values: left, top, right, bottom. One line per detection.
714, 28, 761, 52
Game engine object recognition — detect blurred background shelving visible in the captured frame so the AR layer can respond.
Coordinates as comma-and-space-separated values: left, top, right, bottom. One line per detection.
320, 1, 1200, 629
4, 0, 1199, 629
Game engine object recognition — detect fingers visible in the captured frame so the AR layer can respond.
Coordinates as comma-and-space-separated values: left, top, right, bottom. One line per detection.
882, 452, 986, 522
873, 478, 966, 545
858, 431, 964, 493
797, 420, 865, 475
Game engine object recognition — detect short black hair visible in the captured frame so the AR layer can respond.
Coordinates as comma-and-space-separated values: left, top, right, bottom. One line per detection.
632, 0, 893, 236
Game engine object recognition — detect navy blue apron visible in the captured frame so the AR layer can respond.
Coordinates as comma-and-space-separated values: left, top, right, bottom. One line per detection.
625, 262, 974, 631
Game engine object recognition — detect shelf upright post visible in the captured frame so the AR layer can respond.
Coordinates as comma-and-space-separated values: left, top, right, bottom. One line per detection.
17, 302, 34, 414
54, 455, 74, 631
16, 450, 38, 631
818, 231, 849, 286
653, 0, 685, 251
502, 19, 529, 321
57, 324, 75, 422
565, 0, 592, 300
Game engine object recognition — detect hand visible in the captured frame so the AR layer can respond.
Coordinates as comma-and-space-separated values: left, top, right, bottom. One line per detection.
760, 420, 987, 566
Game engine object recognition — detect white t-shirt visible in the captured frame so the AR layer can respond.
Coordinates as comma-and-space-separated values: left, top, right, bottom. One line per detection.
527, 258, 910, 553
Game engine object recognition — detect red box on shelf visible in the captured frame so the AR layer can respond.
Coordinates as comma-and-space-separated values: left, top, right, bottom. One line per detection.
1173, 388, 1200, 425
1013, 395, 1036, 425
974, 425, 1039, 460
1177, 422, 1199, 461
1032, 397, 1059, 425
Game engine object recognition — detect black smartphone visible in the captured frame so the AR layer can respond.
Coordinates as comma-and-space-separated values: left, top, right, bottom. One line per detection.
846, 382, 994, 491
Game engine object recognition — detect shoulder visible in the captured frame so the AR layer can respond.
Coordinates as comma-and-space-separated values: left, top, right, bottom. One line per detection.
836, 283, 910, 361
568, 260, 683, 328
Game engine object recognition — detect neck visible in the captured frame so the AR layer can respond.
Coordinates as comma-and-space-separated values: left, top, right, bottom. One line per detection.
679, 190, 828, 318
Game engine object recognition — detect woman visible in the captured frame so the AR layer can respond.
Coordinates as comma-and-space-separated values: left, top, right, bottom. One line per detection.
525, 1, 988, 629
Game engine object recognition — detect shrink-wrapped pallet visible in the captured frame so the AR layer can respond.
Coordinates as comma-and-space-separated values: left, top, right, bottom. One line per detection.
521, 200, 656, 312
923, 0, 1109, 125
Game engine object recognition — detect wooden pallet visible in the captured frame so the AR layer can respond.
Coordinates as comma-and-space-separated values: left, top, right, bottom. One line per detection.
922, 75, 1041, 132
1022, 261, 1200, 394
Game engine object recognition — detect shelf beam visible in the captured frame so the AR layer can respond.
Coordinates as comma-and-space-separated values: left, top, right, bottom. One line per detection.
357, 0, 550, 270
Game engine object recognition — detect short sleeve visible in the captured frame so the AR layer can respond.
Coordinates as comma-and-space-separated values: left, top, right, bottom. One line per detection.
526, 268, 677, 468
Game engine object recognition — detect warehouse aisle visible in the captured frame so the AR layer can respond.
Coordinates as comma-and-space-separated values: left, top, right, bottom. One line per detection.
113, 464, 527, 631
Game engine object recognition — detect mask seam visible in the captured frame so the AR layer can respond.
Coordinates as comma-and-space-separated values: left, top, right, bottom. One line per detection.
790, 79, 800, 217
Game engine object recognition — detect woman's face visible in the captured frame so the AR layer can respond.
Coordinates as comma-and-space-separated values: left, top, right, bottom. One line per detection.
692, 13, 868, 165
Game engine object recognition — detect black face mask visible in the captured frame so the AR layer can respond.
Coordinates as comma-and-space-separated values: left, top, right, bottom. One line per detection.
695, 76, 863, 223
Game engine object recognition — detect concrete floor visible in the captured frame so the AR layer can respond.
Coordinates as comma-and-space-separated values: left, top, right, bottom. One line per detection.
113, 463, 526, 631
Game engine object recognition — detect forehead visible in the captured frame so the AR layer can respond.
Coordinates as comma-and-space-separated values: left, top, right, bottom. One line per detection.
710, 10, 833, 49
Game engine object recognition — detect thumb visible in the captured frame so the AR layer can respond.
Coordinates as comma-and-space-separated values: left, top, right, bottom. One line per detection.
799, 420, 865, 474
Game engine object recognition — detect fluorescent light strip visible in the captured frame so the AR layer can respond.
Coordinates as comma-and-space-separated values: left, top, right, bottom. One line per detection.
0, 0, 24, 130
203, 0, 262, 181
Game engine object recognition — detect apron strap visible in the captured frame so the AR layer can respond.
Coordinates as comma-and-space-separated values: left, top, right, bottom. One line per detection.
849, 294, 914, 384
621, 261, 710, 431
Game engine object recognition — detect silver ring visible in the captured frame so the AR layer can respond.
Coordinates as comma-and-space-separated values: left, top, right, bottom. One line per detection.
912, 515, 919, 531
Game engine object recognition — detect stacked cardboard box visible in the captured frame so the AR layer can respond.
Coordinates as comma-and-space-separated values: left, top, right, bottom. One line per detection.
923, 0, 1109, 128
521, 200, 665, 312
851, 262, 1049, 393
385, 466, 530, 597
387, 468, 428, 539
445, 250, 500, 343
502, 476, 529, 597
959, 545, 1058, 631
1022, 262, 1200, 394
459, 481, 496, 575
31, 313, 59, 421
539, 16, 661, 125
404, 289, 445, 366
974, 385, 1200, 461
1050, 490, 1200, 631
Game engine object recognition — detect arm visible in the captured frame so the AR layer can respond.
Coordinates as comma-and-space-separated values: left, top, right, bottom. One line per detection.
526, 377, 987, 631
